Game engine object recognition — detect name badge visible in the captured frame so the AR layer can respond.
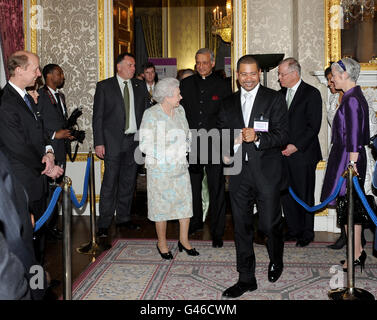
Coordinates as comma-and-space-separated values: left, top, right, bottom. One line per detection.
254, 115, 269, 132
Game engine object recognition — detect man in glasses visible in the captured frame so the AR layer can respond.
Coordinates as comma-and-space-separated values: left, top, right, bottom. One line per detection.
278, 57, 322, 247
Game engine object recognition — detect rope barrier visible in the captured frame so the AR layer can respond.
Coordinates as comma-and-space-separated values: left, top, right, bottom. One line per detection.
34, 186, 62, 232
70, 157, 91, 208
288, 175, 345, 212
33, 156, 91, 232
352, 176, 377, 227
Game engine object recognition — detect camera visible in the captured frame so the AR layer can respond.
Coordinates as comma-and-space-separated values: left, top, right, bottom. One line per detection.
71, 128, 86, 144
64, 107, 85, 143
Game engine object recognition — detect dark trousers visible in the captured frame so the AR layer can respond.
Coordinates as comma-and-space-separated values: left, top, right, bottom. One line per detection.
230, 163, 284, 283
31, 198, 47, 265
189, 163, 226, 240
281, 160, 317, 241
97, 135, 138, 229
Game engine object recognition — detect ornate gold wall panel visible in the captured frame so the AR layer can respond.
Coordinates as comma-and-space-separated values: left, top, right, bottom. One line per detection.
98, 0, 105, 81
242, 0, 246, 56
324, 0, 341, 67
23, 0, 38, 53
325, 0, 377, 69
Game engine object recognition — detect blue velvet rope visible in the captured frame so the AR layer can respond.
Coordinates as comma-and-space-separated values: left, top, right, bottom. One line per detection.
34, 187, 62, 232
33, 156, 91, 232
70, 157, 91, 208
288, 176, 345, 212
352, 176, 377, 227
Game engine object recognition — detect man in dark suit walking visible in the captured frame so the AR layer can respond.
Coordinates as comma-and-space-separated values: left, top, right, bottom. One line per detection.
38, 64, 73, 240
180, 48, 232, 248
0, 50, 64, 264
93, 53, 149, 237
278, 58, 323, 247
218, 55, 288, 298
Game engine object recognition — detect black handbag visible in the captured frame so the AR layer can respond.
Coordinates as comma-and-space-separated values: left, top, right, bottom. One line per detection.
336, 187, 376, 227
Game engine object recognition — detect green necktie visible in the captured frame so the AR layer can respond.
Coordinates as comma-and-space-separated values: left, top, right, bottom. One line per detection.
286, 88, 294, 109
124, 81, 130, 131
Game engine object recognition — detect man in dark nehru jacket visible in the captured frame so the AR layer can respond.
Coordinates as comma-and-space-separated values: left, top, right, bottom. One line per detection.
180, 48, 232, 248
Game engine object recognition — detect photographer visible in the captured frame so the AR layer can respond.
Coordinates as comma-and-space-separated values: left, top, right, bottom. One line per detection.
38, 64, 73, 240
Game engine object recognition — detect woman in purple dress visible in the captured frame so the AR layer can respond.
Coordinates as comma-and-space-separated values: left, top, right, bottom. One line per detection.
320, 58, 370, 271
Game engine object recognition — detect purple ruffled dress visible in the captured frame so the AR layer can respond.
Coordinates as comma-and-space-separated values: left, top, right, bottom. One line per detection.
320, 86, 370, 206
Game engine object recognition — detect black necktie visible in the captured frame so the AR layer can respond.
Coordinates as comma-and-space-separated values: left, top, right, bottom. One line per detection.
55, 92, 67, 119
123, 81, 130, 131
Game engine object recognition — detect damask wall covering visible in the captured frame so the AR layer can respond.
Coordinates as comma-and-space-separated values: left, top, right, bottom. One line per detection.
34, 0, 329, 155
247, 0, 328, 157
38, 0, 99, 152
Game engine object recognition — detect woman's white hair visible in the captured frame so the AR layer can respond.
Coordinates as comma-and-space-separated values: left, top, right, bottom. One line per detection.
331, 57, 360, 83
153, 77, 180, 103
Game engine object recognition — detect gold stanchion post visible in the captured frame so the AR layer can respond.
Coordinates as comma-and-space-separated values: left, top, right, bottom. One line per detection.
77, 150, 110, 255
328, 165, 375, 300
62, 176, 72, 300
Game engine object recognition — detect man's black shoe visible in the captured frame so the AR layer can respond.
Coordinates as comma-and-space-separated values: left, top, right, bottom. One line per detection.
327, 234, 346, 250
222, 281, 257, 298
46, 227, 63, 240
188, 224, 203, 235
96, 228, 108, 238
296, 239, 312, 247
268, 262, 283, 283
116, 221, 141, 231
212, 239, 223, 248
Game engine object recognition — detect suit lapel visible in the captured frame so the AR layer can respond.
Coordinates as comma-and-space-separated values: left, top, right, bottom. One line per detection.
131, 78, 143, 125
111, 76, 124, 109
288, 81, 304, 113
234, 91, 245, 127
6, 84, 37, 120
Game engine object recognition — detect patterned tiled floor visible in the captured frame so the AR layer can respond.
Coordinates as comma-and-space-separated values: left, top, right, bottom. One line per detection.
72, 239, 377, 300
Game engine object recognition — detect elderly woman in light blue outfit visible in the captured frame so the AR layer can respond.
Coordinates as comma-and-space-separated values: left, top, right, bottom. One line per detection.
139, 77, 199, 259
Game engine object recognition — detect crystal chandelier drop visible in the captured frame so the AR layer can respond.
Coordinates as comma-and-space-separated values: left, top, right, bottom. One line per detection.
340, 0, 376, 23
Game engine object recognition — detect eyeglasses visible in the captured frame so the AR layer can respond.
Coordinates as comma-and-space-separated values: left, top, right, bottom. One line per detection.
336, 60, 346, 71
277, 70, 294, 78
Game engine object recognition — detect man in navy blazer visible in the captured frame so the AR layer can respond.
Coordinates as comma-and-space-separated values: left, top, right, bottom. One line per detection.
0, 51, 64, 264
278, 58, 322, 247
93, 53, 149, 237
218, 55, 288, 298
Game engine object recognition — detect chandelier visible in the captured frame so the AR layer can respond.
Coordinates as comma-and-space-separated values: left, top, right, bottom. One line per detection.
340, 0, 376, 23
212, 0, 232, 43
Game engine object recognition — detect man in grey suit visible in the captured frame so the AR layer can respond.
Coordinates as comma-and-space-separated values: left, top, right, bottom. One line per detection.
93, 53, 149, 237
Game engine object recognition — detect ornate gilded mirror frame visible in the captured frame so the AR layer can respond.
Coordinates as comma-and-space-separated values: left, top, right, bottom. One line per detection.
325, 0, 377, 70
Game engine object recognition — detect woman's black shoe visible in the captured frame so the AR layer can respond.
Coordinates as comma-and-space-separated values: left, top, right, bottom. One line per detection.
156, 244, 173, 260
327, 234, 346, 250
341, 250, 367, 273
178, 241, 199, 256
